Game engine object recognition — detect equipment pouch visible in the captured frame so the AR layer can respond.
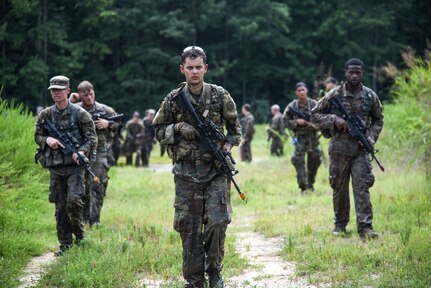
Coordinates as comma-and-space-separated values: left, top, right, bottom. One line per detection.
48, 178, 58, 203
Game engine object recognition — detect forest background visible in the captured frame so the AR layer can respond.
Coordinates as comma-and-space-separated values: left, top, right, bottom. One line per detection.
1, 0, 431, 122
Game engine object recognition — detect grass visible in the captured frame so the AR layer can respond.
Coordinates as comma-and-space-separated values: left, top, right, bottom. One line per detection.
1, 86, 430, 287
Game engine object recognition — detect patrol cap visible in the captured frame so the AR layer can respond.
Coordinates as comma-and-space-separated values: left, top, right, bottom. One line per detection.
48, 75, 70, 90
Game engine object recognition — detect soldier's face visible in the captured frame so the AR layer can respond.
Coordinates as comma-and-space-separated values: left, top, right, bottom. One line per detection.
79, 89, 95, 106
345, 65, 363, 86
50, 88, 70, 103
180, 57, 208, 86
295, 86, 308, 100
325, 82, 336, 91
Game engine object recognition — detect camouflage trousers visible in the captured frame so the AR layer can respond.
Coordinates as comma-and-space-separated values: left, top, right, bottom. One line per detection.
291, 135, 321, 190
174, 175, 231, 287
48, 166, 86, 248
240, 140, 252, 162
83, 152, 109, 225
125, 141, 141, 166
270, 138, 283, 156
140, 142, 153, 167
329, 152, 375, 233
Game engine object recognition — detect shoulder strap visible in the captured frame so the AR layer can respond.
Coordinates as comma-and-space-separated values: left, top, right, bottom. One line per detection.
202, 83, 212, 118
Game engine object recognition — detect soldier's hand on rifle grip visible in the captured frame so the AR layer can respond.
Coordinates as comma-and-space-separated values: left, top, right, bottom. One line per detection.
46, 137, 65, 150
334, 116, 349, 133
72, 151, 85, 166
95, 119, 109, 130
175, 122, 199, 141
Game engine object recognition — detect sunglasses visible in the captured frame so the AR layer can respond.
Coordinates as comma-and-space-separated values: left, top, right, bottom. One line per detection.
183, 46, 205, 53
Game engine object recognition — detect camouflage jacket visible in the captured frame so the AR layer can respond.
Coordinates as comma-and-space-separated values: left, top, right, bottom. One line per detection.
268, 113, 285, 139
78, 101, 118, 153
283, 99, 319, 136
240, 114, 255, 142
311, 83, 384, 155
125, 119, 145, 145
153, 82, 241, 183
142, 117, 155, 142
35, 102, 97, 168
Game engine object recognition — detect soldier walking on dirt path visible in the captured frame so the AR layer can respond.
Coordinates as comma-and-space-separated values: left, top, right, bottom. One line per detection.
283, 82, 322, 194
35, 76, 97, 256
69, 81, 119, 228
311, 58, 384, 239
153, 46, 241, 288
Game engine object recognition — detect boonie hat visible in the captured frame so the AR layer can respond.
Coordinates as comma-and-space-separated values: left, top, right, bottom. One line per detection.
48, 75, 70, 90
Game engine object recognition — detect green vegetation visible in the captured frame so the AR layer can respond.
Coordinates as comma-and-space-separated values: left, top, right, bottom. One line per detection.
0, 99, 55, 287
1, 61, 431, 287
2, 0, 431, 120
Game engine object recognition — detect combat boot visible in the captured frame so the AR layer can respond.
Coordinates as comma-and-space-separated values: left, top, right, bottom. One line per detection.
208, 273, 224, 288
54, 244, 71, 256
332, 226, 346, 236
359, 228, 378, 239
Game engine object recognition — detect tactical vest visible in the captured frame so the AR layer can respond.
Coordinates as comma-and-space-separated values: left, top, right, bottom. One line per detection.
168, 82, 225, 162
330, 85, 374, 123
39, 104, 85, 168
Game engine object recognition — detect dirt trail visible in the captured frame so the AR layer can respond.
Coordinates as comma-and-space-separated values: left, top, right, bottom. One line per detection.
17, 252, 56, 288
226, 216, 317, 288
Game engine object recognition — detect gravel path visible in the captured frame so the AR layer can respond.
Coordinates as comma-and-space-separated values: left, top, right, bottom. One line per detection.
17, 252, 56, 288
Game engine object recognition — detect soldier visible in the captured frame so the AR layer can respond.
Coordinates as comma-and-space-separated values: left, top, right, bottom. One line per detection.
124, 111, 144, 166
35, 76, 97, 256
153, 46, 241, 288
324, 77, 337, 92
141, 109, 156, 167
267, 104, 285, 156
239, 104, 255, 162
69, 81, 119, 227
311, 58, 384, 238
283, 82, 322, 194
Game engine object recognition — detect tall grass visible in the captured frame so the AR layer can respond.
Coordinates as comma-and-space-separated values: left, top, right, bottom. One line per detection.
0, 98, 55, 287
382, 59, 431, 173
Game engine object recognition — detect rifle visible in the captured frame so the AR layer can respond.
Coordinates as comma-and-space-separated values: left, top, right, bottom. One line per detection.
330, 96, 385, 172
43, 118, 101, 183
288, 106, 311, 122
177, 91, 247, 202
92, 112, 124, 122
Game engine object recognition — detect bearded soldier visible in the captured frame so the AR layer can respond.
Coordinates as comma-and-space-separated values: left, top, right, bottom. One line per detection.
311, 58, 384, 238
153, 46, 241, 288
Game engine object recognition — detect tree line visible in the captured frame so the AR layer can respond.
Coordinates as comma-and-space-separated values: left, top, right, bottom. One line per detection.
1, 0, 430, 122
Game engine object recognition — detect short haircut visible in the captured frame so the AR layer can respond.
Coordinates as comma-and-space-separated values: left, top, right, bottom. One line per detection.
345, 58, 365, 70
181, 47, 207, 64
295, 82, 307, 89
242, 104, 251, 112
77, 81, 94, 92
271, 104, 280, 111
324, 77, 337, 84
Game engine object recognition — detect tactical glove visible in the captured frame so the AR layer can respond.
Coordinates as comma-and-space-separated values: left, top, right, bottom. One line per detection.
175, 122, 199, 141
215, 150, 236, 172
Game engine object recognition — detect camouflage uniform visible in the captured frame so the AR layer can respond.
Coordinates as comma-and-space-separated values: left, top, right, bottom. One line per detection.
311, 83, 383, 233
283, 99, 321, 191
153, 82, 241, 287
239, 113, 255, 162
141, 116, 155, 167
35, 103, 97, 251
268, 113, 285, 156
78, 101, 119, 225
124, 119, 144, 166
